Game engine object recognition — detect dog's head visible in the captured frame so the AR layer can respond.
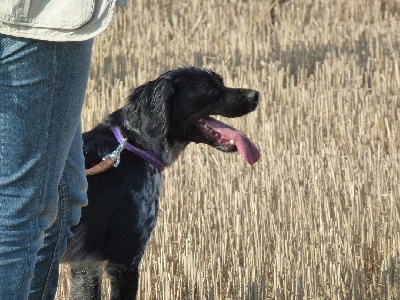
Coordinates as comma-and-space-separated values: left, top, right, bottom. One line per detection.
120, 66, 260, 165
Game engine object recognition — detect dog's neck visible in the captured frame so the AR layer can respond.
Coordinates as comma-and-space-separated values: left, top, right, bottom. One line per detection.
105, 110, 188, 168
121, 128, 189, 167
110, 126, 166, 172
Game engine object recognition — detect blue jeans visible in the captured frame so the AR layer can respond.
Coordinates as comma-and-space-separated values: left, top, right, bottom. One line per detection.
0, 34, 93, 300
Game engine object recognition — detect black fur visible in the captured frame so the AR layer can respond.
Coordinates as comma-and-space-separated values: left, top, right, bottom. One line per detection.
62, 66, 259, 299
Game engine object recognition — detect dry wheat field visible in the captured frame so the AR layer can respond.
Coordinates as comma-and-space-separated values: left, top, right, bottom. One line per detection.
56, 0, 400, 299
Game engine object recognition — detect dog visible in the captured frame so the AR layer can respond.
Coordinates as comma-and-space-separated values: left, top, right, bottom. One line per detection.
62, 66, 260, 299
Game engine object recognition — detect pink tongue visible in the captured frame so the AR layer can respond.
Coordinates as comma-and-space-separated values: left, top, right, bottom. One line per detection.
203, 117, 260, 165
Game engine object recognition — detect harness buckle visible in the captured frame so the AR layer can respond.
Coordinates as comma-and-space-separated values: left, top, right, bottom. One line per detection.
103, 138, 127, 167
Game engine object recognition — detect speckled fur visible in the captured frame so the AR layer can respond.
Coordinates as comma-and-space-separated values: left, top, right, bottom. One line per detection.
62, 66, 259, 299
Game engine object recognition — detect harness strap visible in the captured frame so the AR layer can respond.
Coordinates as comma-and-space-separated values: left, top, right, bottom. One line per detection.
85, 126, 165, 176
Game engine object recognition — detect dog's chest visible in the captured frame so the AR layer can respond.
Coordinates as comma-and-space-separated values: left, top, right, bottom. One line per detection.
137, 170, 161, 223
131, 169, 162, 255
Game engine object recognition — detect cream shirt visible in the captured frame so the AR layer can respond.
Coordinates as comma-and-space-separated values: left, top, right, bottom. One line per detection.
0, 0, 124, 41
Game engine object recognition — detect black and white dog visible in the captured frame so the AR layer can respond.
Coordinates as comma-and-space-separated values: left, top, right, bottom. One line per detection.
62, 66, 260, 299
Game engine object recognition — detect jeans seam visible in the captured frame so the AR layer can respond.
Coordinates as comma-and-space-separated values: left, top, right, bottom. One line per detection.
14, 39, 56, 300
41, 180, 68, 300
36, 41, 61, 300
16, 40, 57, 300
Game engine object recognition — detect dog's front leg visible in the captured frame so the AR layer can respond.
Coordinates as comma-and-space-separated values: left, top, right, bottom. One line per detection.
106, 262, 139, 300
70, 263, 102, 300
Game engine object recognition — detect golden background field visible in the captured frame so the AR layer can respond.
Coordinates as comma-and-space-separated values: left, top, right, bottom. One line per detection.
58, 0, 400, 298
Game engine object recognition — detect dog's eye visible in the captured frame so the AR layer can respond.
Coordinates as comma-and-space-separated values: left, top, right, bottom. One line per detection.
204, 88, 221, 100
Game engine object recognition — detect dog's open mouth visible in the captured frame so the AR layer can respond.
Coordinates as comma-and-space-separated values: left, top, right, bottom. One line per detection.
197, 116, 260, 165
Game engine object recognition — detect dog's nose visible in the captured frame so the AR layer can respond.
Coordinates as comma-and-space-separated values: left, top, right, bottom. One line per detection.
245, 90, 259, 105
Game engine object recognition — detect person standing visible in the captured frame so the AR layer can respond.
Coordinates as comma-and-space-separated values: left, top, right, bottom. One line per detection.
0, 0, 124, 298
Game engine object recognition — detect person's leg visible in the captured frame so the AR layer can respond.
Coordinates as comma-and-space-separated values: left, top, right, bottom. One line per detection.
0, 34, 93, 300
29, 123, 88, 300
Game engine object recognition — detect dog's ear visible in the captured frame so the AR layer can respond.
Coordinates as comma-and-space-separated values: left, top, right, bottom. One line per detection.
122, 78, 175, 147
